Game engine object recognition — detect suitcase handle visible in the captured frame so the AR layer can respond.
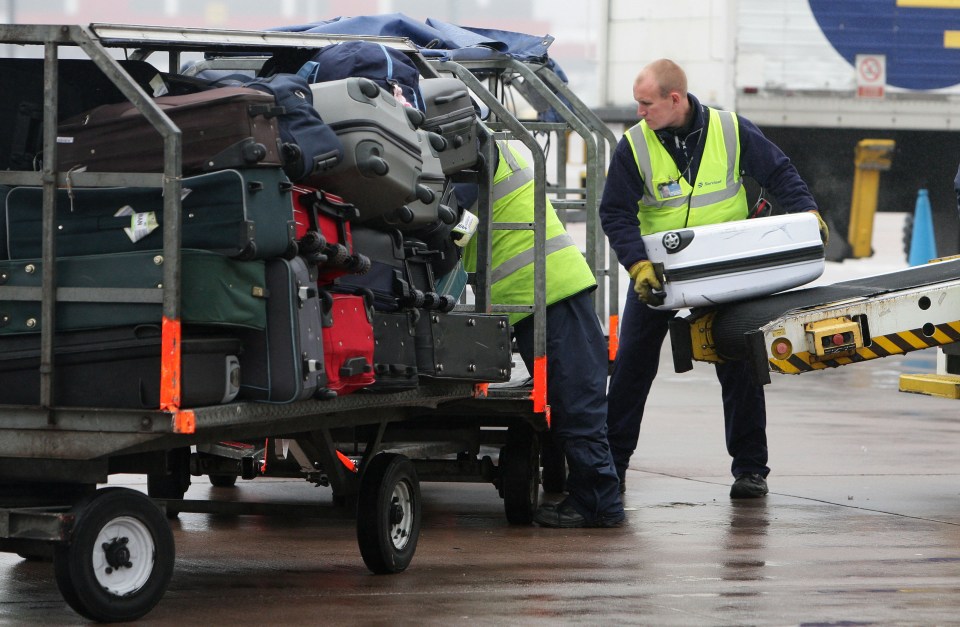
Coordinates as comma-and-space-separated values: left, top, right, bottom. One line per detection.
433, 90, 469, 105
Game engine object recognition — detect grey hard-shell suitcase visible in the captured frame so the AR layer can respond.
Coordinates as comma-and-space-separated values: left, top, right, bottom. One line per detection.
0, 249, 267, 335
5, 168, 297, 260
306, 77, 427, 221
0, 324, 242, 409
419, 77, 480, 175
237, 256, 328, 403
366, 130, 457, 231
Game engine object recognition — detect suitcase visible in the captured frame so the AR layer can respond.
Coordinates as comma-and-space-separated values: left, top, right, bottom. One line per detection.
306, 78, 426, 221
0, 324, 242, 409
57, 86, 284, 175
365, 131, 458, 232
236, 256, 327, 403
419, 77, 481, 175
370, 310, 419, 391
320, 291, 376, 396
641, 212, 826, 310
336, 226, 456, 312
0, 249, 267, 335
414, 311, 512, 382
291, 185, 370, 283
6, 168, 297, 260
0, 59, 166, 171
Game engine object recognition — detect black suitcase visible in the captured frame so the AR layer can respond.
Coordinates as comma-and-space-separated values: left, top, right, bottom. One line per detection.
370, 310, 419, 391
306, 78, 426, 221
335, 226, 456, 312
237, 256, 328, 403
5, 168, 297, 260
57, 86, 285, 175
0, 249, 267, 335
414, 311, 512, 382
0, 324, 242, 409
419, 77, 480, 175
0, 58, 165, 171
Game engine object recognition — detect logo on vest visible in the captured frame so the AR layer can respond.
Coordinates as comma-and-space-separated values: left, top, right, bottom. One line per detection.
697, 179, 722, 189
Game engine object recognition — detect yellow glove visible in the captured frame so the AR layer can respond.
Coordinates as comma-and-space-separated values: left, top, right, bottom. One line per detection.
628, 260, 662, 305
811, 210, 829, 246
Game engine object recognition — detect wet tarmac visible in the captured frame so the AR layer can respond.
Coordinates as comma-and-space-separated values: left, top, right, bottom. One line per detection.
2, 214, 959, 625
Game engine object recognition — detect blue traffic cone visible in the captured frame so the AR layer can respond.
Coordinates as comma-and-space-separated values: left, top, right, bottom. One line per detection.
908, 188, 937, 266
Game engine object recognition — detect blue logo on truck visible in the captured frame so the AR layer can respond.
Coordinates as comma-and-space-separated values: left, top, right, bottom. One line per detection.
809, 0, 960, 90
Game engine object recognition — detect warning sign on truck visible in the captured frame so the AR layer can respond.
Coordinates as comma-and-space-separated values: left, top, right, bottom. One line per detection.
856, 54, 886, 99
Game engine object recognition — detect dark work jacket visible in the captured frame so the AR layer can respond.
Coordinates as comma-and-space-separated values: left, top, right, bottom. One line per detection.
599, 93, 819, 270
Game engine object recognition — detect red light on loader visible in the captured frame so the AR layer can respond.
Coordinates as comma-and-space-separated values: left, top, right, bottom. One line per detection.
771, 338, 792, 359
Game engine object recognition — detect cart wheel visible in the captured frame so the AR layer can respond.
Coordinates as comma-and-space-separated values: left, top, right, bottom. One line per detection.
500, 426, 541, 525
208, 473, 238, 488
147, 447, 191, 518
356, 453, 421, 574
53, 487, 174, 623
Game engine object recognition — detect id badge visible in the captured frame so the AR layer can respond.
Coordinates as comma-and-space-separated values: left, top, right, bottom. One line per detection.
657, 179, 683, 199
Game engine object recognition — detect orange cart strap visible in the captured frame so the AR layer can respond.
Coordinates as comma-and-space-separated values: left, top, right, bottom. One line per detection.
160, 316, 182, 411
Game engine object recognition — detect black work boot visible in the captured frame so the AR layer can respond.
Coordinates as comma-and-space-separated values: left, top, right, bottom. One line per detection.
730, 473, 768, 499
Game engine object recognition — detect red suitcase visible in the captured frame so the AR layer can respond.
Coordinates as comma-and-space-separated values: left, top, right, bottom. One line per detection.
291, 185, 370, 283
320, 291, 376, 396
57, 87, 284, 175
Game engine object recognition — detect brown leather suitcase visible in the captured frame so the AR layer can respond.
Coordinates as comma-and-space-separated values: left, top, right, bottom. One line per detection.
57, 87, 284, 174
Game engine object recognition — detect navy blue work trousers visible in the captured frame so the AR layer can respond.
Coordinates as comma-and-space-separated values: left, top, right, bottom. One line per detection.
513, 291, 624, 522
607, 293, 770, 479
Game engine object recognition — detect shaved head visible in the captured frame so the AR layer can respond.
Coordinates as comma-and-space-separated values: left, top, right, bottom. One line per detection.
635, 59, 687, 99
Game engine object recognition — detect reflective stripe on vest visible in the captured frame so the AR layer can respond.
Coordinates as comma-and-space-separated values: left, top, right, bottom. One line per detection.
625, 108, 747, 234
461, 141, 596, 323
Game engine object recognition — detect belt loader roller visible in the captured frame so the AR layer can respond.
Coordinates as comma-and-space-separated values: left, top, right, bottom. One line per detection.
669, 257, 960, 384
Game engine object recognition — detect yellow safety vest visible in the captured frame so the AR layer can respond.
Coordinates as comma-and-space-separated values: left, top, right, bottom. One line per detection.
625, 107, 748, 235
463, 141, 596, 324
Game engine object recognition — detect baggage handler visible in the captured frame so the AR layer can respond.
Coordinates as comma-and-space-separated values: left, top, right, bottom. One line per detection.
459, 141, 624, 528
599, 59, 827, 499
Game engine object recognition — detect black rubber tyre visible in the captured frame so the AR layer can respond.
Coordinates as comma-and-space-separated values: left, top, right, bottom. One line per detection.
53, 487, 174, 623
208, 473, 238, 488
356, 453, 421, 574
500, 427, 540, 525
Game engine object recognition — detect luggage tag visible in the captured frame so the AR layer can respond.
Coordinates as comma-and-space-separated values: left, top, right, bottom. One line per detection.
114, 205, 159, 243
452, 210, 479, 247
656, 178, 683, 199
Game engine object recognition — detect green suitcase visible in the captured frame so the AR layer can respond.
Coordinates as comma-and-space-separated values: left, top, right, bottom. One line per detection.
0, 249, 266, 334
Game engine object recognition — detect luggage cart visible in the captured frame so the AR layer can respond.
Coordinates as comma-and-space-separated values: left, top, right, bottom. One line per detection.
0, 23, 551, 622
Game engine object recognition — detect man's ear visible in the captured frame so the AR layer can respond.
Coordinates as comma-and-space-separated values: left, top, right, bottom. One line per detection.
670, 91, 682, 106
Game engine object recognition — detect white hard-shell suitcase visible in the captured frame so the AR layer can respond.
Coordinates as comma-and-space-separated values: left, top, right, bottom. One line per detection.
641, 212, 825, 310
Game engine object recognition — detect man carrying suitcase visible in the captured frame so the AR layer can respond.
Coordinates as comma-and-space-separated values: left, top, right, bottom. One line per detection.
459, 141, 624, 528
599, 59, 828, 499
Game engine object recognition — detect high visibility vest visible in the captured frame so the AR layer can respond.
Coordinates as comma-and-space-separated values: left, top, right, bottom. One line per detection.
625, 107, 748, 235
463, 141, 596, 324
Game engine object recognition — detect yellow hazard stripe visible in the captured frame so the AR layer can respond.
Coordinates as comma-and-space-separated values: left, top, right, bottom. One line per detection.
897, 0, 960, 8
769, 322, 960, 374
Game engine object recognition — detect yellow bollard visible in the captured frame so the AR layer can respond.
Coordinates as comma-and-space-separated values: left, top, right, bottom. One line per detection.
847, 139, 895, 258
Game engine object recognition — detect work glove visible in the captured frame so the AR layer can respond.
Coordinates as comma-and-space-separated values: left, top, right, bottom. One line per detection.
628, 260, 662, 305
811, 210, 829, 246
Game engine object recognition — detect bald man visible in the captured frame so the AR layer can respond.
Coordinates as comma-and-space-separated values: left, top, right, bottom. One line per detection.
599, 59, 826, 499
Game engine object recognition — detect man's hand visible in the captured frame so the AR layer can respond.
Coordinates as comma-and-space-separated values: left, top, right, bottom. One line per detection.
811, 210, 829, 246
629, 260, 662, 304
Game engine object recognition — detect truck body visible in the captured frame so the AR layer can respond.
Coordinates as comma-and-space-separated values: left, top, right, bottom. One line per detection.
600, 0, 960, 256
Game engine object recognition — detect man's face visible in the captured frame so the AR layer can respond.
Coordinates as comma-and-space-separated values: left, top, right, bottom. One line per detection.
633, 74, 679, 131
